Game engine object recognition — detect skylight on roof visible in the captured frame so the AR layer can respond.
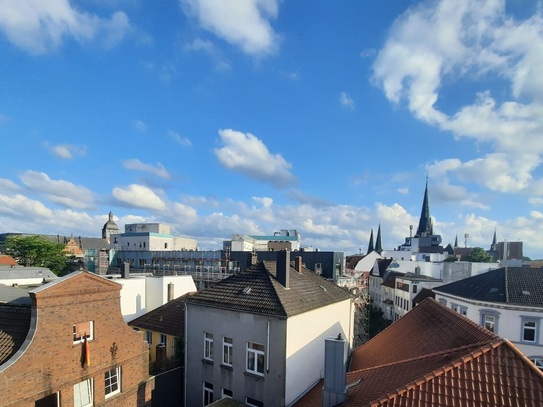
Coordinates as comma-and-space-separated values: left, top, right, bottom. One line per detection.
243, 287, 252, 294
522, 290, 531, 296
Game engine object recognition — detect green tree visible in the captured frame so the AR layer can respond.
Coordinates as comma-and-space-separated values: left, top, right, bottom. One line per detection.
465, 247, 494, 263
5, 235, 67, 275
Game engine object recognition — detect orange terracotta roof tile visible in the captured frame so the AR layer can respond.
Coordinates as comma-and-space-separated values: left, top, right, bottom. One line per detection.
294, 299, 543, 407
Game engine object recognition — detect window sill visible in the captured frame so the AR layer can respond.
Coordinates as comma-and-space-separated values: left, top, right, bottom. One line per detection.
220, 364, 233, 371
202, 358, 214, 365
244, 371, 264, 380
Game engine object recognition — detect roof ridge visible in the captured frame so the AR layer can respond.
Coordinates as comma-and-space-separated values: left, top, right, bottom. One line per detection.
265, 264, 289, 317
368, 340, 503, 406
353, 339, 498, 373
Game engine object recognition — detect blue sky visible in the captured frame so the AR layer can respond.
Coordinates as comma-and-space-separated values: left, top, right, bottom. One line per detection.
1, 0, 543, 258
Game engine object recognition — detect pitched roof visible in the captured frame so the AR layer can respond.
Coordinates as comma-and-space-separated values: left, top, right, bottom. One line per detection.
372, 258, 392, 278
434, 267, 543, 307
185, 261, 352, 318
0, 255, 17, 266
0, 304, 31, 365
295, 299, 543, 407
380, 271, 404, 289
129, 294, 194, 337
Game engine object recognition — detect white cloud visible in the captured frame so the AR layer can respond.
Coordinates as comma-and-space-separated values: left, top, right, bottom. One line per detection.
47, 143, 87, 159
168, 130, 192, 147
133, 120, 146, 132
19, 170, 95, 209
0, 178, 20, 192
214, 128, 296, 188
112, 184, 167, 211
339, 92, 355, 109
181, 0, 280, 57
373, 0, 543, 194
184, 38, 231, 71
123, 159, 171, 179
0, 0, 131, 54
0, 193, 53, 218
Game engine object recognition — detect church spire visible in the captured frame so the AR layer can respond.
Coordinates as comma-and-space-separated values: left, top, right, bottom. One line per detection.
415, 178, 433, 238
375, 224, 383, 253
490, 229, 497, 251
454, 234, 458, 248
367, 228, 374, 254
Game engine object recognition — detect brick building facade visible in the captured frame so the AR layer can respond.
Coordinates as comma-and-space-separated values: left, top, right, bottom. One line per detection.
0, 271, 153, 406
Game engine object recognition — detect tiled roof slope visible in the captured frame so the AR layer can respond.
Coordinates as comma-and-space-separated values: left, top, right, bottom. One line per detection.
350, 298, 497, 371
434, 267, 543, 307
186, 261, 352, 318
129, 294, 193, 337
0, 305, 31, 365
295, 299, 543, 407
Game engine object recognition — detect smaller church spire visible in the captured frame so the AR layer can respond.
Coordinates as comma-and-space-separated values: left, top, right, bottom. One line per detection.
367, 228, 374, 254
490, 229, 497, 251
375, 224, 383, 253
454, 234, 458, 248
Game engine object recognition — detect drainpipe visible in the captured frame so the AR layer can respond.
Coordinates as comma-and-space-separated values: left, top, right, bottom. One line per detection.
267, 320, 270, 373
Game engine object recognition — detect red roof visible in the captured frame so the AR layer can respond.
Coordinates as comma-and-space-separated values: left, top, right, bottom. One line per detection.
294, 298, 543, 407
0, 255, 17, 266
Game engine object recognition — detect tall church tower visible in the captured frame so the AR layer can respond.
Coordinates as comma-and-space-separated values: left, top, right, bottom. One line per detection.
415, 179, 433, 238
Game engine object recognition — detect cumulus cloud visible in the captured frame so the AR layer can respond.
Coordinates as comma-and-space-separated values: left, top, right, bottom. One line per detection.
0, 178, 21, 192
214, 128, 296, 188
123, 159, 171, 179
168, 130, 192, 147
373, 0, 543, 195
47, 143, 87, 159
0, 0, 131, 54
19, 170, 95, 209
181, 0, 280, 57
133, 120, 146, 132
112, 184, 167, 211
184, 38, 231, 71
339, 92, 355, 109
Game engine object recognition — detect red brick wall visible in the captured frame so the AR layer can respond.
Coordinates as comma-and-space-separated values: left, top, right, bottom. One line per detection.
0, 271, 153, 407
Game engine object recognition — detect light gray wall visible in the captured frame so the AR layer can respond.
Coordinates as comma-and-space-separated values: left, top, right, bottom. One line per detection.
185, 304, 287, 407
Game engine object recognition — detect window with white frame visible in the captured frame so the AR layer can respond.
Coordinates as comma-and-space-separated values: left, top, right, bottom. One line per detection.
246, 342, 265, 375
146, 331, 153, 345
204, 332, 213, 361
521, 317, 541, 343
74, 378, 93, 407
222, 388, 233, 399
104, 367, 121, 398
73, 321, 94, 343
479, 309, 500, 333
529, 357, 543, 371
160, 333, 167, 350
483, 315, 496, 332
245, 396, 264, 407
223, 337, 233, 366
460, 306, 468, 316
203, 382, 213, 406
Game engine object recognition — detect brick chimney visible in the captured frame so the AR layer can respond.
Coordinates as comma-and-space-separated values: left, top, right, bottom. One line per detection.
276, 250, 290, 289
322, 333, 348, 407
295, 256, 303, 273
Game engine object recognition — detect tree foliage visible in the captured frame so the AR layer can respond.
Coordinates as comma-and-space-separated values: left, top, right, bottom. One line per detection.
465, 247, 494, 263
5, 235, 67, 275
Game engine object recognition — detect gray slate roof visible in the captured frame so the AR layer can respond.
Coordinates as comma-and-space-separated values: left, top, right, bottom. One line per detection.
0, 266, 57, 281
186, 261, 352, 318
434, 267, 543, 307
